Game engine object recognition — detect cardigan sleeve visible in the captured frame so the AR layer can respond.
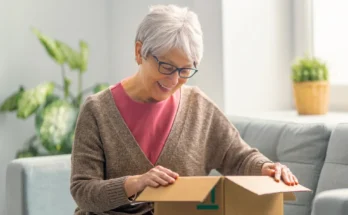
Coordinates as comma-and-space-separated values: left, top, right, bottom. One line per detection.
70, 96, 132, 213
206, 104, 272, 176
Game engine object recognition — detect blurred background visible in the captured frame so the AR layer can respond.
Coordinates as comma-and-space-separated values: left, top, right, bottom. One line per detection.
1, 0, 348, 214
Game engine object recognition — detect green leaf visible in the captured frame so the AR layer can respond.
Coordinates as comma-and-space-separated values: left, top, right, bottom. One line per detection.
64, 77, 71, 98
32, 28, 65, 64
16, 149, 38, 158
56, 41, 81, 70
291, 55, 329, 82
93, 83, 109, 94
79, 41, 89, 72
0, 86, 25, 112
16, 135, 40, 158
17, 82, 55, 119
35, 100, 78, 153
31, 28, 89, 73
59, 131, 75, 154
45, 94, 60, 106
35, 95, 61, 127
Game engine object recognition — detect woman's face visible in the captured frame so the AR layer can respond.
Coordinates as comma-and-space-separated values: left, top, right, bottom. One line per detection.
136, 42, 196, 102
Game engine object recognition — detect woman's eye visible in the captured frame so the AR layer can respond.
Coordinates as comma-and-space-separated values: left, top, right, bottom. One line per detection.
162, 65, 174, 71
181, 69, 190, 75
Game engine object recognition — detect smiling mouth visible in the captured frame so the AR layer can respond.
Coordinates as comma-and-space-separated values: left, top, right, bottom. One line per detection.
157, 81, 173, 90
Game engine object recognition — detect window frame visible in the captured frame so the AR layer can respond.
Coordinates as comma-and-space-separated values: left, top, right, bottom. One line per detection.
294, 0, 348, 111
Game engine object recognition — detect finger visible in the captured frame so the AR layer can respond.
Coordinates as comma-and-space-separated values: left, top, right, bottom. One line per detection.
281, 168, 291, 185
156, 166, 179, 179
289, 174, 296, 186
261, 163, 275, 176
289, 169, 298, 185
152, 175, 170, 186
285, 167, 295, 185
267, 169, 276, 177
154, 169, 176, 183
284, 168, 293, 185
157, 166, 179, 179
274, 163, 282, 182
284, 167, 296, 186
147, 179, 160, 188
287, 168, 297, 185
293, 175, 299, 185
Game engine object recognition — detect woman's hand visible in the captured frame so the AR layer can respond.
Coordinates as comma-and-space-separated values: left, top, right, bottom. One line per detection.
261, 162, 299, 186
137, 165, 179, 191
124, 165, 179, 198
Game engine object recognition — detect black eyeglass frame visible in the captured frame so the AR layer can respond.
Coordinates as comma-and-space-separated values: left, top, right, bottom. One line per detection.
152, 55, 198, 78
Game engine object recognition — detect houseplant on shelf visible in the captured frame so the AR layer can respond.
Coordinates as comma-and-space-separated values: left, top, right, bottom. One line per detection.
291, 55, 329, 115
0, 28, 108, 158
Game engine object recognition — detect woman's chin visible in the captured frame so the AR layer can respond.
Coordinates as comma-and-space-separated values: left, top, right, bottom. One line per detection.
152, 82, 172, 100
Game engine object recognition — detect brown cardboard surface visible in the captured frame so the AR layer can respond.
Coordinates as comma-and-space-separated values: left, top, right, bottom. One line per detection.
136, 176, 221, 202
224, 179, 284, 215
154, 180, 224, 215
226, 176, 311, 195
136, 175, 311, 215
155, 202, 222, 215
283, 192, 296, 201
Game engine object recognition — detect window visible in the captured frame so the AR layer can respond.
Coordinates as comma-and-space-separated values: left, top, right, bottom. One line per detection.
313, 0, 348, 85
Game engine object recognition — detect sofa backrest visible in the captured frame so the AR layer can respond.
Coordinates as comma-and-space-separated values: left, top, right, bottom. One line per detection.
6, 154, 75, 215
315, 123, 348, 195
228, 116, 331, 215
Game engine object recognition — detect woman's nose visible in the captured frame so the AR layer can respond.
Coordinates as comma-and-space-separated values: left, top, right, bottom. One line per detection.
167, 70, 180, 85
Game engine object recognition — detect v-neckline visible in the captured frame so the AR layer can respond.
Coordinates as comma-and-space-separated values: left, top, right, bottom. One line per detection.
105, 86, 190, 170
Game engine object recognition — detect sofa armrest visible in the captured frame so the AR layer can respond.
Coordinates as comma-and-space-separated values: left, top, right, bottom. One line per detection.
6, 155, 75, 215
312, 189, 348, 215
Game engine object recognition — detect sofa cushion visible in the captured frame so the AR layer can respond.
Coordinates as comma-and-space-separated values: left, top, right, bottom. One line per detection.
315, 123, 348, 195
228, 116, 331, 215
6, 154, 75, 215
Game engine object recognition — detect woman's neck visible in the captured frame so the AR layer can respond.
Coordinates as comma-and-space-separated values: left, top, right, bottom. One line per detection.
121, 73, 156, 103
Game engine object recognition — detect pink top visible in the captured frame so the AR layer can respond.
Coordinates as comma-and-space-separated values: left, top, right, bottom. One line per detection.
110, 82, 180, 165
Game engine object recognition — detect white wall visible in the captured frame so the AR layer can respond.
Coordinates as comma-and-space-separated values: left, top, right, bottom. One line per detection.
222, 0, 294, 115
1, 1, 224, 213
0, 0, 112, 214
190, 0, 224, 109
1, 0, 296, 214
111, 0, 224, 109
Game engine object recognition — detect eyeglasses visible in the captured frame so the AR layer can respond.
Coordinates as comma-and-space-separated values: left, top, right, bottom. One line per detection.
152, 55, 198, 78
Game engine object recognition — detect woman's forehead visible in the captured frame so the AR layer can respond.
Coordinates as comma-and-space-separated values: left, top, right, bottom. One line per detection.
158, 48, 194, 67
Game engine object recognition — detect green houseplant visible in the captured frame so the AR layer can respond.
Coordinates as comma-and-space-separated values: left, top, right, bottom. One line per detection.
291, 55, 329, 115
0, 28, 108, 158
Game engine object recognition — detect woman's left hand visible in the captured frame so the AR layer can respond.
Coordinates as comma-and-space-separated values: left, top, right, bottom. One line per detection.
261, 162, 299, 186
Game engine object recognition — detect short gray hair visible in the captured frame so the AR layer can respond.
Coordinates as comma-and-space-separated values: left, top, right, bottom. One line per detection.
135, 4, 203, 65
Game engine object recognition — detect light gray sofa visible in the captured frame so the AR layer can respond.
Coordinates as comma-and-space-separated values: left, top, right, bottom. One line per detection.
230, 116, 348, 215
6, 116, 348, 215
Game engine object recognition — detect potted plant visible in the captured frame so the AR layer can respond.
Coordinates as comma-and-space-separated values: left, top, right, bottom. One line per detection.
291, 55, 329, 115
0, 28, 108, 158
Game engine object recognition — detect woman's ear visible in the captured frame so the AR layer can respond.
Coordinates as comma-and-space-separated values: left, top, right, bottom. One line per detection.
135, 41, 143, 65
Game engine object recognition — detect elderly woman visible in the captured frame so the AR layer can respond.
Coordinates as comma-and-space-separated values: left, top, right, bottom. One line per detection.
70, 4, 298, 215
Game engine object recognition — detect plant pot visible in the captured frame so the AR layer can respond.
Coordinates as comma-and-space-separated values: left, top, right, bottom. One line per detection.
293, 81, 329, 115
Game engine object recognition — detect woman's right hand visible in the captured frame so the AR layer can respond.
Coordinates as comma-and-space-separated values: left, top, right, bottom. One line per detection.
137, 165, 179, 191
124, 165, 179, 198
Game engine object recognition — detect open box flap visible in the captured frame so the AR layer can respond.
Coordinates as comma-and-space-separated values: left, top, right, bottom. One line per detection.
284, 192, 296, 201
136, 176, 221, 202
225, 176, 311, 198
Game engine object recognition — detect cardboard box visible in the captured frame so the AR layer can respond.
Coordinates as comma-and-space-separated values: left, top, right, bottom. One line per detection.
136, 176, 311, 215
